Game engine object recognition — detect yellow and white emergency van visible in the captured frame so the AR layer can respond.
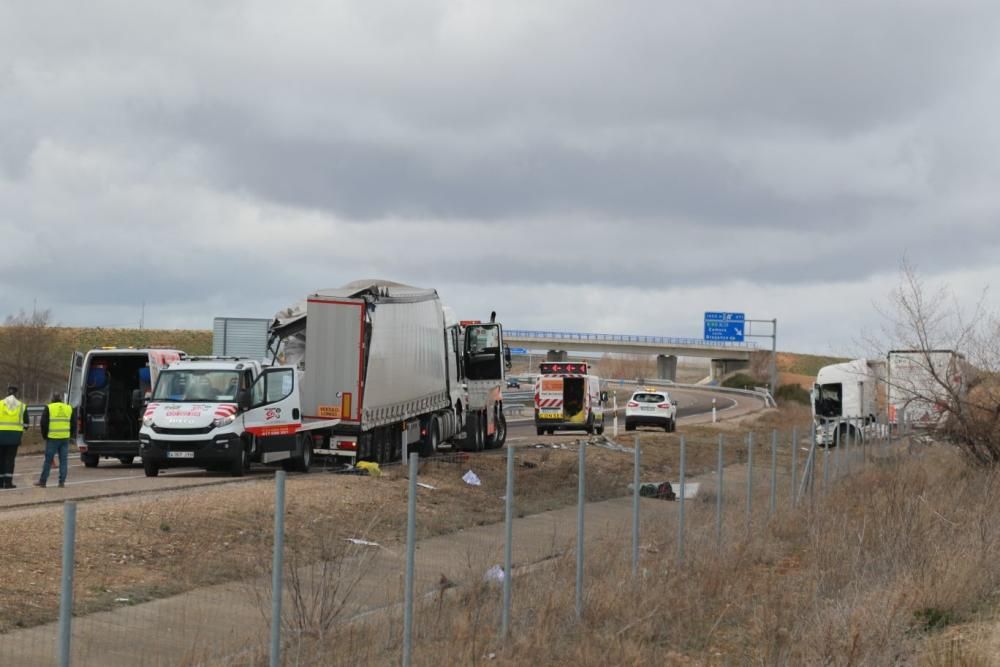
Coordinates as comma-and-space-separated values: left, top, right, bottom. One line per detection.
533, 362, 607, 436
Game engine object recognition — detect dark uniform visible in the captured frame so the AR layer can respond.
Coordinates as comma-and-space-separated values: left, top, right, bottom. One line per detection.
0, 386, 29, 489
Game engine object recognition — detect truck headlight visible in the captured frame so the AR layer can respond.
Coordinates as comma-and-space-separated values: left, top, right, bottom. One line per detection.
142, 416, 154, 428
213, 414, 236, 428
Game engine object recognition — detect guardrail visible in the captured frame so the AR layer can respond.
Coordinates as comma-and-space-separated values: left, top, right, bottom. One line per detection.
602, 378, 776, 408
505, 329, 758, 350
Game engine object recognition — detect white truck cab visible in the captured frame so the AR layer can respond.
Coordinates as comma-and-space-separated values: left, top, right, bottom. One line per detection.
138, 357, 315, 477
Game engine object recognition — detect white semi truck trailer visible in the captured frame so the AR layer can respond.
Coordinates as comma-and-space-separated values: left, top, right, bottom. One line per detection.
887, 349, 965, 429
268, 280, 509, 463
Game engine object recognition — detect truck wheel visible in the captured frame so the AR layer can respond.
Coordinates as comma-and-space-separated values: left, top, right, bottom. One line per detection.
466, 412, 483, 452
419, 420, 438, 458
596, 420, 605, 436
230, 444, 250, 477
295, 435, 313, 473
625, 422, 635, 432
81, 453, 99, 468
143, 461, 160, 477
487, 412, 507, 449
118, 456, 135, 466
536, 427, 544, 436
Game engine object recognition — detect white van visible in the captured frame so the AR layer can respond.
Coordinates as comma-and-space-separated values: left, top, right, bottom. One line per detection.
67, 348, 185, 467
533, 361, 607, 435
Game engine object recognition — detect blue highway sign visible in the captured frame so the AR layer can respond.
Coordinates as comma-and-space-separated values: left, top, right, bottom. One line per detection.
704, 312, 745, 342
508, 347, 529, 355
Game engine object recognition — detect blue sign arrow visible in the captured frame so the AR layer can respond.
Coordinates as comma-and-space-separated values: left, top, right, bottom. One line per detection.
704, 312, 745, 342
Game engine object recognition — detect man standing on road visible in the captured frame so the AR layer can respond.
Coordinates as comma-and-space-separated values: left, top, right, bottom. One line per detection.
35, 392, 76, 489
0, 385, 29, 489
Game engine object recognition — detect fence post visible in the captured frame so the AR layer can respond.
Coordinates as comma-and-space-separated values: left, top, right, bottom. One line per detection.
791, 426, 798, 508
58, 501, 77, 667
269, 472, 287, 667
678, 435, 686, 563
716, 434, 724, 547
823, 444, 830, 495
835, 425, 841, 479
846, 419, 852, 475
502, 445, 514, 639
746, 432, 754, 531
576, 440, 586, 620
769, 430, 777, 519
632, 434, 640, 575
809, 423, 817, 504
402, 453, 418, 666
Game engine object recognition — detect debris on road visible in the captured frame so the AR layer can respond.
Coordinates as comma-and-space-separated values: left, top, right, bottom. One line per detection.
483, 564, 505, 583
355, 461, 382, 477
416, 482, 437, 490
462, 470, 482, 486
628, 481, 677, 500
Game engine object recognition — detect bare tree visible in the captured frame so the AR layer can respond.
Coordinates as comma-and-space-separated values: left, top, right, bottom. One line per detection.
0, 309, 63, 402
873, 262, 1000, 465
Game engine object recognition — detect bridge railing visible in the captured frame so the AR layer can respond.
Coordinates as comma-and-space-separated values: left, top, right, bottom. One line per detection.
504, 329, 758, 350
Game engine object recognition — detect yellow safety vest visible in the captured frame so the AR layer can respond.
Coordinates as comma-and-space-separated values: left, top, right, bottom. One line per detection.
0, 399, 26, 432
47, 402, 73, 440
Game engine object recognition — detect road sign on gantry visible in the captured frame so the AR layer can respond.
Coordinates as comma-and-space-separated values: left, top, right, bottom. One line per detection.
704, 312, 745, 342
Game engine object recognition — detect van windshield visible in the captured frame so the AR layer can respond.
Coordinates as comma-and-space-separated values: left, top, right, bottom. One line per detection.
153, 370, 242, 402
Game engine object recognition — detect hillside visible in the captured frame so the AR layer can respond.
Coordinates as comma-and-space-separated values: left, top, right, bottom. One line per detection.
51, 327, 213, 359
776, 351, 848, 377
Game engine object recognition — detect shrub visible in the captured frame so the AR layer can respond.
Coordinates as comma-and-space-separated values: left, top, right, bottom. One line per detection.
722, 372, 758, 389
775, 383, 811, 405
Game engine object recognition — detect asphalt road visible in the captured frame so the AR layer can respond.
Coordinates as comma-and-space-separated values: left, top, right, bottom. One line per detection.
0, 386, 755, 511
505, 386, 739, 442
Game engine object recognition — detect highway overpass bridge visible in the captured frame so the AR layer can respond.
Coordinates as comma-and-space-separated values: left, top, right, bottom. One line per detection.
504, 329, 756, 381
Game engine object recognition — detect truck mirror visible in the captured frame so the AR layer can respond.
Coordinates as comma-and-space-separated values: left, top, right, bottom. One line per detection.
503, 345, 512, 369
237, 389, 251, 410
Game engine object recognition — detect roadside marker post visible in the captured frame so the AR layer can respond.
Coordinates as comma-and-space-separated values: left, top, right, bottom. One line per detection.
712, 398, 717, 423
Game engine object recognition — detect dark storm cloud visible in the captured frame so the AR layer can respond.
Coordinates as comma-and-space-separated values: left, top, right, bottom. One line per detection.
3, 0, 1000, 351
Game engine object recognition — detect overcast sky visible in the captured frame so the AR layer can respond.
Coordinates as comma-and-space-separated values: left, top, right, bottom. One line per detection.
3, 1, 999, 355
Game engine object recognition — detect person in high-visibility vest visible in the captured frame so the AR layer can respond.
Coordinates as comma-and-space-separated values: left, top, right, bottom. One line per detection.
0, 385, 29, 489
35, 393, 77, 489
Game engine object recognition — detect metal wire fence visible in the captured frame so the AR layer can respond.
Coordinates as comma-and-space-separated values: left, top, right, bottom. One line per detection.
0, 413, 919, 666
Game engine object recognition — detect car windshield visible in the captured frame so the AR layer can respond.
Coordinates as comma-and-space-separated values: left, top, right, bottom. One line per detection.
632, 393, 666, 403
153, 370, 242, 402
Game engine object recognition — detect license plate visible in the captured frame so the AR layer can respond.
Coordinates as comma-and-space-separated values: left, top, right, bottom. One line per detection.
539, 412, 562, 419
167, 451, 195, 459
641, 406, 656, 411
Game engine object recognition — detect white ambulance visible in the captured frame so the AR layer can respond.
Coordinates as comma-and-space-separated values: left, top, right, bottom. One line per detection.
533, 361, 607, 436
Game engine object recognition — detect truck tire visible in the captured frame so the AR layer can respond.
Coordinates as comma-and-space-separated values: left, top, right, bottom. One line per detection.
419, 420, 438, 458
81, 453, 99, 468
536, 426, 544, 436
295, 435, 313, 473
466, 412, 484, 452
625, 421, 635, 432
143, 461, 160, 477
230, 444, 250, 477
596, 419, 605, 436
487, 412, 507, 449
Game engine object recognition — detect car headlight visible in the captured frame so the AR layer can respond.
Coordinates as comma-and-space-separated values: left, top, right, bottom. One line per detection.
213, 414, 236, 428
142, 416, 154, 428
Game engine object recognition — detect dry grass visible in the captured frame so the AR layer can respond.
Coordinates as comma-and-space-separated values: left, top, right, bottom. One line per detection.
262, 441, 1000, 666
